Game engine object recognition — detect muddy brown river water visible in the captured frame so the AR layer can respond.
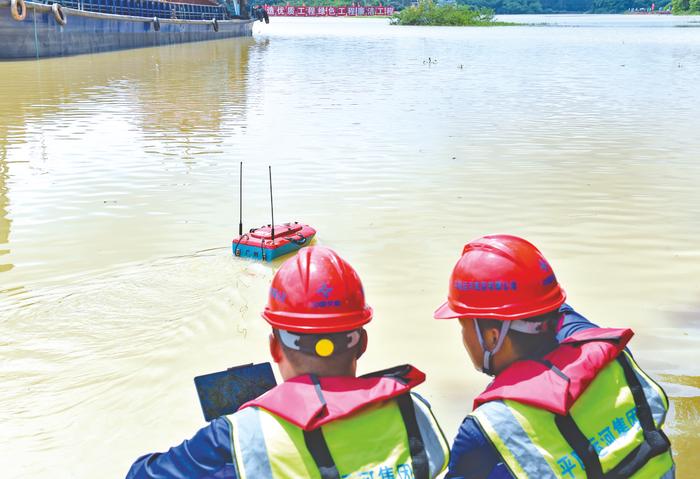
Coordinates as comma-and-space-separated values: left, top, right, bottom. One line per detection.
1, 15, 699, 478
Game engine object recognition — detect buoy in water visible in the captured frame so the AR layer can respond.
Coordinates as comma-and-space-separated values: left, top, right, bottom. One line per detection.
232, 164, 316, 262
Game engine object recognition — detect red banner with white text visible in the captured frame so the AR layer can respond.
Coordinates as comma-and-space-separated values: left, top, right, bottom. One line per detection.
263, 5, 395, 16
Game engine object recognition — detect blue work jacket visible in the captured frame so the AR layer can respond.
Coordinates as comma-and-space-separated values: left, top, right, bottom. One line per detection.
445, 304, 598, 479
127, 418, 237, 479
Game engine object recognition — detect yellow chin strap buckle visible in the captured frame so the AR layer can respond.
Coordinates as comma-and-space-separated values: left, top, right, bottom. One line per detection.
315, 338, 335, 357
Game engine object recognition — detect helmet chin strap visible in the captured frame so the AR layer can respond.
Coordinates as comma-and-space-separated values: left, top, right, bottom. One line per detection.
473, 319, 511, 376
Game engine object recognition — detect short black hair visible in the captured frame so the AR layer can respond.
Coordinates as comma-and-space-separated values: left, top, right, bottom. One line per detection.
273, 329, 365, 376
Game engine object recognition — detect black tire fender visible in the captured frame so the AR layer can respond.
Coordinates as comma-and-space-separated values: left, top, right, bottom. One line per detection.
52, 3, 67, 26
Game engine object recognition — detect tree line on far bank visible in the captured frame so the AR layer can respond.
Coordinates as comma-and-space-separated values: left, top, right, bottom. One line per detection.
453, 0, 669, 14
671, 0, 700, 13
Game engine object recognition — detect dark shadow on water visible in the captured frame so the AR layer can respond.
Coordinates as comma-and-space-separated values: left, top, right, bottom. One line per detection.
0, 142, 12, 276
0, 37, 270, 143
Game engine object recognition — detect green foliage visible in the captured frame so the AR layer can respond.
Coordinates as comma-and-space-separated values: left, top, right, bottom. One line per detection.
591, 0, 649, 12
501, 0, 542, 12
672, 0, 689, 11
689, 0, 700, 11
458, 0, 657, 13
390, 0, 504, 25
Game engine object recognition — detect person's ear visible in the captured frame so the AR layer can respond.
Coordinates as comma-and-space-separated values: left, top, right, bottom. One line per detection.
269, 332, 284, 363
356, 329, 368, 360
484, 326, 500, 351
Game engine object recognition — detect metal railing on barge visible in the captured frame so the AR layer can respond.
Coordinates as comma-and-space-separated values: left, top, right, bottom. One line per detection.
42, 0, 229, 20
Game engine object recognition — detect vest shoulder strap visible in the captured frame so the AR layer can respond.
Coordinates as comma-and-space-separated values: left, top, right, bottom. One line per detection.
303, 428, 340, 479
397, 393, 430, 479
553, 353, 671, 479
303, 393, 430, 479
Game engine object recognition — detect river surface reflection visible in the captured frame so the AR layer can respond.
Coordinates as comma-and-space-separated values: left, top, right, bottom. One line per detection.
1, 15, 699, 478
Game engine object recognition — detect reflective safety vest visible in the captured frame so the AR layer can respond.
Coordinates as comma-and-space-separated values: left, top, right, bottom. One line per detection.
470, 328, 674, 479
225, 365, 450, 479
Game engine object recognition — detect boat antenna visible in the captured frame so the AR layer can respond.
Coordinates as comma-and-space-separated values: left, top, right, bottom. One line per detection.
238, 161, 243, 236
269, 165, 275, 241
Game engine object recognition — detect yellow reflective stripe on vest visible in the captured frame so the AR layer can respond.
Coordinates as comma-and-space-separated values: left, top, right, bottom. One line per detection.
625, 352, 669, 428
227, 406, 275, 479
661, 465, 676, 479
412, 393, 451, 477
227, 393, 449, 479
230, 406, 320, 478
472, 400, 558, 478
471, 352, 673, 479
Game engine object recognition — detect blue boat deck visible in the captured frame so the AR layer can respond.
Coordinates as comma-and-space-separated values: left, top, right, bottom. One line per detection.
57, 0, 231, 21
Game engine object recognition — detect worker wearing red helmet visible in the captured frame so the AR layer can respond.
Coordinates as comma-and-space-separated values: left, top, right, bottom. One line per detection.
127, 246, 449, 479
435, 235, 674, 479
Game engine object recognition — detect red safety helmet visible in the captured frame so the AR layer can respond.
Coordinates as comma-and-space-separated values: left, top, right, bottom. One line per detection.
262, 246, 373, 333
434, 234, 566, 321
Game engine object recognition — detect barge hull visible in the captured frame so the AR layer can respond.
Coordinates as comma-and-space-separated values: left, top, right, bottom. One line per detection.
0, 1, 254, 59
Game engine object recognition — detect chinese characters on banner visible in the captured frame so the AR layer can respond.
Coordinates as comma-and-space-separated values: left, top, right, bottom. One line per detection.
264, 4, 395, 16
